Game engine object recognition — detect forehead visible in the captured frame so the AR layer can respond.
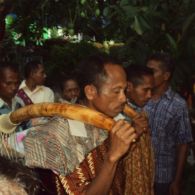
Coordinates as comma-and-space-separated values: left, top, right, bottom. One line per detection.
147, 60, 162, 70
104, 63, 126, 84
35, 64, 44, 72
138, 75, 154, 87
64, 79, 78, 88
0, 68, 19, 80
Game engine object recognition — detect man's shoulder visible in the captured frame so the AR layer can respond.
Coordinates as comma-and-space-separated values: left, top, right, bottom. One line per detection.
41, 85, 54, 94
169, 90, 187, 108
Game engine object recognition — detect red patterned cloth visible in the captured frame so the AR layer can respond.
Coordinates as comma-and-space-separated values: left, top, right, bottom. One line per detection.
59, 138, 125, 195
17, 89, 33, 105
59, 133, 154, 195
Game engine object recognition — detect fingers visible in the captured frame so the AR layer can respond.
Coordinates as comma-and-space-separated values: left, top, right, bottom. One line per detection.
108, 120, 137, 162
132, 113, 149, 135
111, 120, 137, 144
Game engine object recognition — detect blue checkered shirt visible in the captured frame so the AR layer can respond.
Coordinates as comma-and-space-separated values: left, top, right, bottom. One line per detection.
144, 88, 193, 183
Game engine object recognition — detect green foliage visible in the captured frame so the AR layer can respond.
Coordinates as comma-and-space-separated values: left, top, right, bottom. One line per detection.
2, 0, 195, 92
41, 40, 102, 88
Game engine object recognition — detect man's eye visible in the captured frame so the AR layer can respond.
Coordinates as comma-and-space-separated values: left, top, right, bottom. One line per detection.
113, 90, 120, 94
4, 82, 11, 85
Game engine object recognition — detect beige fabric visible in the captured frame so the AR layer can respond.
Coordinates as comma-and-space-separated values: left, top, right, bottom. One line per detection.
19, 80, 54, 103
0, 113, 19, 134
24, 117, 108, 176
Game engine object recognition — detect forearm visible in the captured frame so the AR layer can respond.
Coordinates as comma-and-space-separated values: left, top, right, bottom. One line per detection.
174, 144, 189, 183
83, 157, 118, 195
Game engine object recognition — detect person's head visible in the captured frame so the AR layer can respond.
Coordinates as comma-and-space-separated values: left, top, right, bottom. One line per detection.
77, 54, 127, 118
125, 65, 154, 107
61, 76, 80, 103
24, 61, 46, 85
146, 52, 175, 88
0, 156, 40, 195
0, 61, 20, 104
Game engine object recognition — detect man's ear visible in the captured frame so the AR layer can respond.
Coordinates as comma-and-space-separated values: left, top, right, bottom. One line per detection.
84, 85, 97, 100
126, 81, 133, 93
164, 71, 171, 81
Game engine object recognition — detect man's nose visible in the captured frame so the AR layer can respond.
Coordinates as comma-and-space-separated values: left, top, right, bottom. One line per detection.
119, 91, 126, 103
11, 84, 18, 91
147, 90, 152, 99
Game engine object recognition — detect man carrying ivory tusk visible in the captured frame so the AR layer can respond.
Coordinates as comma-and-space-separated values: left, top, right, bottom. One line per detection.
20, 55, 154, 194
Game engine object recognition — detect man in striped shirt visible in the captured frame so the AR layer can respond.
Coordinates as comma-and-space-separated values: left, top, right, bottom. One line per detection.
145, 52, 193, 195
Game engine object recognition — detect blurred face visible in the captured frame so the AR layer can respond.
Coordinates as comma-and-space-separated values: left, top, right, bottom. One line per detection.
32, 64, 46, 85
87, 64, 127, 118
147, 60, 169, 88
127, 75, 154, 107
0, 68, 20, 104
62, 79, 80, 102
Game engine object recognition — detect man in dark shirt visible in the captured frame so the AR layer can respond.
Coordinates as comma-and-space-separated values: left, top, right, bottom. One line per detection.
145, 52, 193, 195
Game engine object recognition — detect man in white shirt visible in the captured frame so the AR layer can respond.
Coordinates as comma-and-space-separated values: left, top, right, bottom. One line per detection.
17, 61, 54, 127
17, 61, 54, 105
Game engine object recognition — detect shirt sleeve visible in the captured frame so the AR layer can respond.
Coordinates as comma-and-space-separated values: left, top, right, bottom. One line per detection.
176, 102, 193, 144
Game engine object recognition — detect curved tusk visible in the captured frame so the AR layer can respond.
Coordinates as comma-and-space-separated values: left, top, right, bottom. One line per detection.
123, 104, 137, 118
0, 103, 136, 133
10, 103, 115, 131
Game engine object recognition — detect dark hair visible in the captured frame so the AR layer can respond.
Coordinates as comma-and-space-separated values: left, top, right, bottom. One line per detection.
147, 52, 175, 77
0, 61, 19, 77
125, 65, 153, 86
76, 54, 121, 100
24, 61, 42, 79
0, 156, 40, 194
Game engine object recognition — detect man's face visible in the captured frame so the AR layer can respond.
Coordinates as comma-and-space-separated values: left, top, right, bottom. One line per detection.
147, 60, 168, 88
32, 64, 46, 85
0, 68, 20, 103
127, 75, 154, 107
62, 79, 80, 102
88, 64, 127, 118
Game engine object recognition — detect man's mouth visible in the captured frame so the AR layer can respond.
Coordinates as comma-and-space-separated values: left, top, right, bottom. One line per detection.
116, 104, 125, 112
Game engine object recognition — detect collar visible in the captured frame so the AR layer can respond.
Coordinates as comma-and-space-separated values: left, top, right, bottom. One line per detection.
0, 97, 16, 110
127, 99, 142, 112
163, 87, 174, 100
58, 98, 71, 104
19, 80, 43, 93
0, 98, 5, 108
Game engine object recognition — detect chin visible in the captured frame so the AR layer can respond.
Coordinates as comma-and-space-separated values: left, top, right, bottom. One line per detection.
111, 110, 122, 118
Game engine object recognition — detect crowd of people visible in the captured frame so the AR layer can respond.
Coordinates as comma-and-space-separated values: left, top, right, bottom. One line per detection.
0, 52, 193, 195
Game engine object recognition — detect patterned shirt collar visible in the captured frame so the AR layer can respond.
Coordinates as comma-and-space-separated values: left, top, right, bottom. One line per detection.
0, 97, 18, 111
163, 87, 174, 100
0, 98, 11, 108
127, 99, 142, 113
0, 98, 5, 108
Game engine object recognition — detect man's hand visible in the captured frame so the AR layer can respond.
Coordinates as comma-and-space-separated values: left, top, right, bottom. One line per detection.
132, 112, 149, 136
107, 120, 137, 163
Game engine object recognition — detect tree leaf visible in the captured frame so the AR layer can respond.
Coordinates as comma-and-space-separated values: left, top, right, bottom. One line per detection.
166, 33, 178, 51
131, 16, 143, 35
182, 12, 195, 37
